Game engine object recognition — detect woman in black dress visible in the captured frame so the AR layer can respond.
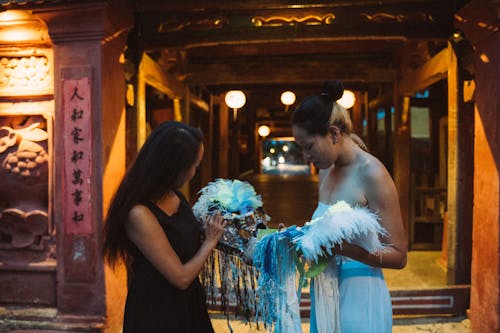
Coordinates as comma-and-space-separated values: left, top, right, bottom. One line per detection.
103, 121, 226, 333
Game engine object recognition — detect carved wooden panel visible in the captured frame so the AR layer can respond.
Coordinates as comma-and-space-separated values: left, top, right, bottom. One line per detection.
0, 50, 53, 98
0, 115, 49, 250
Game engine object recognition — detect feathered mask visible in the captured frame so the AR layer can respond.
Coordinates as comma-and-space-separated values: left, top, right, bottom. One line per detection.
193, 178, 269, 256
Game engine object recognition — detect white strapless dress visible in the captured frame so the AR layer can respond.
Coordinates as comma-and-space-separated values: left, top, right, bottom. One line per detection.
309, 202, 392, 333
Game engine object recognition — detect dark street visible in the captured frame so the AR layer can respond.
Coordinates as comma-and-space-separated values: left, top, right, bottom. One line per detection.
242, 173, 319, 229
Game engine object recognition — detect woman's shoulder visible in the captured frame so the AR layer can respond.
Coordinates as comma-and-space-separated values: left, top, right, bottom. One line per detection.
128, 204, 155, 224
357, 151, 391, 184
356, 151, 399, 204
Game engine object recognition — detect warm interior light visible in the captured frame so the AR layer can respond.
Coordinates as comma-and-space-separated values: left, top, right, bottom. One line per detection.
225, 90, 246, 109
337, 90, 356, 109
280, 91, 296, 106
258, 125, 270, 138
0, 10, 49, 43
479, 53, 490, 63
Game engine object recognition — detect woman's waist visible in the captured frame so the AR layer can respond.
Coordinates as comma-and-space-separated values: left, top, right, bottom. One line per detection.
338, 257, 384, 279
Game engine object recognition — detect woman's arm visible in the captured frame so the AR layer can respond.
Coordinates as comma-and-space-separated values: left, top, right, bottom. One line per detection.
337, 159, 408, 269
125, 205, 226, 290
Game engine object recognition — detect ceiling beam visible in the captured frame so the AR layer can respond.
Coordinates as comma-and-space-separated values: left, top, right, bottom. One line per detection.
141, 53, 209, 111
398, 46, 450, 95
142, 27, 450, 51
134, 0, 460, 12
137, 3, 455, 50
368, 46, 451, 108
186, 57, 397, 86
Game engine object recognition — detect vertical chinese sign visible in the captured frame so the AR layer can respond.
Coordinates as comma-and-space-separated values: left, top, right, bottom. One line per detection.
62, 77, 92, 235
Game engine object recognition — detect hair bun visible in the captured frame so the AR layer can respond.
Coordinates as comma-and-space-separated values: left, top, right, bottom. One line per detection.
321, 80, 344, 101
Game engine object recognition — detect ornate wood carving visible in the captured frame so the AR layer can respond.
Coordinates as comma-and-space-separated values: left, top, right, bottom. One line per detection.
251, 13, 335, 27
0, 54, 52, 96
361, 12, 433, 23
0, 116, 49, 250
0, 10, 53, 98
158, 17, 229, 32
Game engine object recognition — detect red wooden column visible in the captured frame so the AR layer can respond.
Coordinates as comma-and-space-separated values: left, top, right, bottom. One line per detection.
36, 2, 132, 323
455, 1, 500, 332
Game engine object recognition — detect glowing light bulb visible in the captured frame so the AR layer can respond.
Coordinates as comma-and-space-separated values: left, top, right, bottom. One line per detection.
258, 125, 270, 138
337, 90, 356, 109
280, 91, 296, 106
225, 90, 246, 109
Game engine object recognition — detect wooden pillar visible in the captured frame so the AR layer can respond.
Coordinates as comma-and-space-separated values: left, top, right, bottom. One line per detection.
446, 42, 473, 285
37, 3, 132, 326
198, 95, 214, 188
136, 56, 147, 148
217, 94, 230, 178
352, 91, 363, 136
393, 93, 411, 234
124, 28, 140, 168
455, 1, 500, 331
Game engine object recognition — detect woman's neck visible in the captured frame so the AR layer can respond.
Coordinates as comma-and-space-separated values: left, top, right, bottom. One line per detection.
156, 190, 181, 215
335, 137, 360, 168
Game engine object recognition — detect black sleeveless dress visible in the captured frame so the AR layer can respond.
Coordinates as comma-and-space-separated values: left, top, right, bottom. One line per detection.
123, 193, 214, 333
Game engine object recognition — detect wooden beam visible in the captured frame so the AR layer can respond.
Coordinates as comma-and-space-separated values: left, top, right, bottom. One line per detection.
144, 29, 449, 50
369, 47, 451, 108
141, 53, 209, 112
135, 0, 462, 13
398, 47, 451, 96
187, 58, 396, 86
141, 53, 184, 98
138, 2, 455, 50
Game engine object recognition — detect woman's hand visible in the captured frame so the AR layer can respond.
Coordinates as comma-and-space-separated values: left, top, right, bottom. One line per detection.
203, 213, 227, 248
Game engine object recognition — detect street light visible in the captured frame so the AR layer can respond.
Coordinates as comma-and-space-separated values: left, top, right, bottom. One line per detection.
225, 90, 246, 119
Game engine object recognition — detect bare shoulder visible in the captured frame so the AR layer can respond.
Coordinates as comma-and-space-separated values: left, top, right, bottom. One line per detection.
358, 152, 390, 184
127, 204, 157, 231
357, 152, 399, 206
128, 204, 150, 220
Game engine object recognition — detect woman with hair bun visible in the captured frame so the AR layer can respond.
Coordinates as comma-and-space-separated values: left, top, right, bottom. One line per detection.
292, 80, 407, 332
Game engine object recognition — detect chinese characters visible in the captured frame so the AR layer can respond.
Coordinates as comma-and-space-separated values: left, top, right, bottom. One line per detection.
63, 79, 93, 234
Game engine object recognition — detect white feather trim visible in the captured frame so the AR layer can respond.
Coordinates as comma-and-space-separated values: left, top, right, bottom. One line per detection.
292, 201, 388, 263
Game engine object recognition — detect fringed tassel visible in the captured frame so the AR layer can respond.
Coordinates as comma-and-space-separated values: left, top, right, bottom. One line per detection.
201, 248, 259, 325
201, 201, 389, 333
253, 228, 303, 333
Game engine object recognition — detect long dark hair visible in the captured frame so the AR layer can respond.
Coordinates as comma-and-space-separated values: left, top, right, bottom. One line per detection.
103, 121, 203, 267
292, 80, 367, 150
